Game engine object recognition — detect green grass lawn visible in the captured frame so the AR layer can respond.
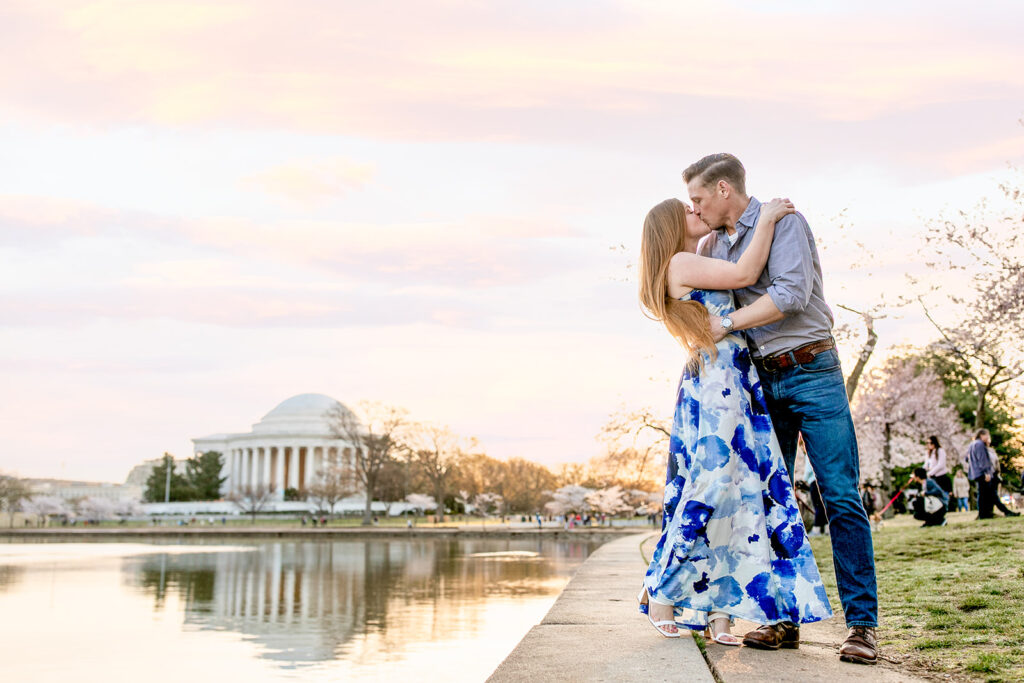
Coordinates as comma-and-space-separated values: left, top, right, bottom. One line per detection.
809, 511, 1024, 682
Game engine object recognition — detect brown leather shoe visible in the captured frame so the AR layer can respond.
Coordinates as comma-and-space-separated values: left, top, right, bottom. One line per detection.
741, 622, 800, 650
839, 626, 878, 665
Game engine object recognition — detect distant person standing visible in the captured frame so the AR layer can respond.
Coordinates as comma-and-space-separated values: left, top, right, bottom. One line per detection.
987, 444, 1020, 517
967, 430, 997, 519
908, 468, 948, 527
925, 436, 953, 512
861, 483, 877, 518
860, 482, 879, 531
952, 469, 970, 512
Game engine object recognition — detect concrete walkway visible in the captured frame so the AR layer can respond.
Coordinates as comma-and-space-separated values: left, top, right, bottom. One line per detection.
491, 533, 929, 682
638, 535, 928, 683
488, 533, 714, 683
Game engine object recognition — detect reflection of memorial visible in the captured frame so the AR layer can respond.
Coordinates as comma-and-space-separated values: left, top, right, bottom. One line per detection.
0, 565, 24, 594
128, 539, 597, 666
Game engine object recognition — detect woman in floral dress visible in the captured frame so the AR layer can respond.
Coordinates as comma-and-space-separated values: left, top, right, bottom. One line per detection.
636, 197, 832, 644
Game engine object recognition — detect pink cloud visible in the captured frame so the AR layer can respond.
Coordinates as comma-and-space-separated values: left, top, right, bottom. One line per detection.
0, 1, 1019, 159
242, 157, 376, 205
0, 194, 587, 288
0, 284, 487, 329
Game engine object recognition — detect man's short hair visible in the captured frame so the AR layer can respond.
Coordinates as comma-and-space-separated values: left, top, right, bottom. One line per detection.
913, 467, 928, 480
975, 428, 990, 439
683, 153, 747, 195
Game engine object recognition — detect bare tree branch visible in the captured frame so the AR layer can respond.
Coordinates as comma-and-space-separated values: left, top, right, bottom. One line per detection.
327, 401, 408, 525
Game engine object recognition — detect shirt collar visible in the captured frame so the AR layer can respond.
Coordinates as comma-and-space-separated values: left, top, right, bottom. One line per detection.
737, 196, 761, 230
714, 197, 760, 246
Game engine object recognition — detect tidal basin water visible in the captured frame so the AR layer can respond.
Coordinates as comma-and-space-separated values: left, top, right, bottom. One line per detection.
0, 537, 602, 682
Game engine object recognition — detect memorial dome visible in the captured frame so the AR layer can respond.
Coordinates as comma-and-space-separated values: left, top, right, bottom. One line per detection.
252, 393, 355, 435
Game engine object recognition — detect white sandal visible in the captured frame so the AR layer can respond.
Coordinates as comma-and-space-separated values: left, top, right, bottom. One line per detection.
704, 616, 741, 646
637, 589, 681, 638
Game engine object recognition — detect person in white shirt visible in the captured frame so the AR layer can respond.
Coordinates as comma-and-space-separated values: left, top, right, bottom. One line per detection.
925, 436, 953, 512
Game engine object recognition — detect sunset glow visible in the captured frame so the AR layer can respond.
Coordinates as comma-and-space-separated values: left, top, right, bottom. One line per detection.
2, 1, 1023, 481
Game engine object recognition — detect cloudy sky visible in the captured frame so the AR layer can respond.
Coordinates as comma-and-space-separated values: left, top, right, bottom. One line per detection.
2, 1, 1022, 482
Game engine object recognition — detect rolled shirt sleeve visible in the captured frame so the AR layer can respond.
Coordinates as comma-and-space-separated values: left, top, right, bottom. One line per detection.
765, 214, 815, 315
712, 198, 834, 358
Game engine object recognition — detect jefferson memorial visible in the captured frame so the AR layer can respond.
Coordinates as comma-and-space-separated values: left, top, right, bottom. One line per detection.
192, 394, 358, 501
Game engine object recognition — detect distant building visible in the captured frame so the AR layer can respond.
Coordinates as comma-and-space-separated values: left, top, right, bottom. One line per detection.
24, 455, 181, 504
125, 456, 185, 488
192, 393, 359, 501
27, 478, 143, 502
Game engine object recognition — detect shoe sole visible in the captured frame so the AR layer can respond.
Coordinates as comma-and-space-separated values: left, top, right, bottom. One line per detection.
839, 654, 877, 665
741, 639, 799, 650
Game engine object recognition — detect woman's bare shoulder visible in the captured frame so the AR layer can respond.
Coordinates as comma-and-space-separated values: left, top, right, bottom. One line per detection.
696, 232, 718, 256
666, 252, 700, 299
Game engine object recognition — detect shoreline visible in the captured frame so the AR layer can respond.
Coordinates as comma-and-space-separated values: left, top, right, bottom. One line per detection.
488, 532, 715, 682
0, 526, 642, 541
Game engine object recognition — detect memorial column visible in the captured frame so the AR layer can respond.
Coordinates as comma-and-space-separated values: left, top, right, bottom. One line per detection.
273, 447, 285, 499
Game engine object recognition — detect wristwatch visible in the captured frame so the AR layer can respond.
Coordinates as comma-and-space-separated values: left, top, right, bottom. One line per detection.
720, 316, 734, 332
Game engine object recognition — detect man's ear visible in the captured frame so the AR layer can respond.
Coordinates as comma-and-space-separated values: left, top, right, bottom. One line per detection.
718, 179, 730, 199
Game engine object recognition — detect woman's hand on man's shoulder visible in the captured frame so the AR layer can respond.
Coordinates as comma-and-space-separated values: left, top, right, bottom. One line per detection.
761, 197, 795, 224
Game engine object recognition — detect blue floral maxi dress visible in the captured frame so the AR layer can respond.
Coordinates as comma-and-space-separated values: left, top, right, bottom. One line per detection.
643, 289, 833, 629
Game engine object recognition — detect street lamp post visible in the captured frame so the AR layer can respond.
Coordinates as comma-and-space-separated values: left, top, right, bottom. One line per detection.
164, 452, 172, 504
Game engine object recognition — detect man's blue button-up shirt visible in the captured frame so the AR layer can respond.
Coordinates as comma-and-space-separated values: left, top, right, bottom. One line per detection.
702, 197, 834, 358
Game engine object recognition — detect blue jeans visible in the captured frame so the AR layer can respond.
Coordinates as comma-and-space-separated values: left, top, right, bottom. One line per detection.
956, 496, 969, 512
756, 347, 878, 628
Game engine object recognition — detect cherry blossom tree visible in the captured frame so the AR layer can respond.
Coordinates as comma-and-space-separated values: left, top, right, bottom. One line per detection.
543, 485, 594, 517
114, 499, 144, 521
915, 169, 1024, 429
77, 497, 117, 523
852, 356, 969, 490
404, 493, 436, 514
636, 490, 663, 518
622, 488, 661, 516
404, 493, 436, 524
584, 486, 632, 518
21, 495, 71, 526
0, 475, 31, 527
471, 492, 504, 526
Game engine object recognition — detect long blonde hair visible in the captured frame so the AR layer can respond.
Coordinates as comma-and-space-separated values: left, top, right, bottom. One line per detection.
639, 199, 717, 368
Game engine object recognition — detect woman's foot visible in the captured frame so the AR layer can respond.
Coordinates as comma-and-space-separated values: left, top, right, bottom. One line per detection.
637, 588, 679, 637
649, 601, 679, 636
704, 616, 741, 646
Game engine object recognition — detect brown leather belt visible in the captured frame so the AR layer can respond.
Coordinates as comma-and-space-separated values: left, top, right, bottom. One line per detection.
755, 338, 835, 372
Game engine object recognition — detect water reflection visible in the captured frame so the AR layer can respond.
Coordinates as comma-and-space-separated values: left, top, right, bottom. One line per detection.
0, 564, 23, 592
119, 538, 598, 669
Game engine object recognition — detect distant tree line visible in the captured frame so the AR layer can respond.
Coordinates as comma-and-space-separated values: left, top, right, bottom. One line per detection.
131, 402, 665, 527
315, 401, 666, 526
